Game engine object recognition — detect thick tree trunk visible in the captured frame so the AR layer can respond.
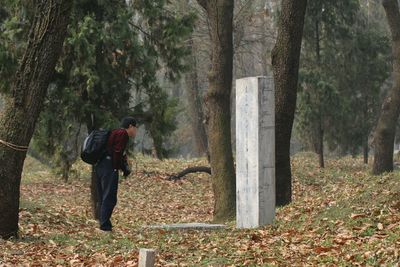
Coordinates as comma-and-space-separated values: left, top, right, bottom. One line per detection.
91, 167, 100, 219
185, 39, 208, 157
85, 116, 101, 220
271, 0, 307, 206
372, 0, 400, 175
315, 20, 325, 169
0, 0, 71, 239
196, 0, 236, 222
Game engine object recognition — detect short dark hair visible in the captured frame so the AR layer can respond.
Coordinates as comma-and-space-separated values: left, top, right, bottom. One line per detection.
121, 117, 137, 129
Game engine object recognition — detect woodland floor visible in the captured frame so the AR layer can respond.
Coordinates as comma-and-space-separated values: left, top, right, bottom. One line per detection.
0, 153, 399, 266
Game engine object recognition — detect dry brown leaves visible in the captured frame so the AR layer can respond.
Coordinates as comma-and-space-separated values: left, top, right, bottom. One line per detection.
0, 154, 399, 266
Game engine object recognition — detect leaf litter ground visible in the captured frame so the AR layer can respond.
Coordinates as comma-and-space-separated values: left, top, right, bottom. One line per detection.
0, 153, 399, 266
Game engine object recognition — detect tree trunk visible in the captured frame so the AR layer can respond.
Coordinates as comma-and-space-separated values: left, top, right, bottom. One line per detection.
85, 115, 101, 220
363, 135, 369, 164
315, 19, 324, 169
150, 128, 164, 160
372, 0, 400, 175
318, 120, 325, 168
185, 39, 208, 157
363, 94, 369, 165
61, 161, 70, 183
271, 0, 307, 206
91, 167, 100, 219
196, 0, 236, 222
0, 0, 71, 239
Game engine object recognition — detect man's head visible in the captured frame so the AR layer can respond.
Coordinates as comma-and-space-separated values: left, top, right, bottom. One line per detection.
121, 117, 137, 137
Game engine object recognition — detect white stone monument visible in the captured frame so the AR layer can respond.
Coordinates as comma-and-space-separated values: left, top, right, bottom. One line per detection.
236, 76, 275, 228
139, 248, 156, 267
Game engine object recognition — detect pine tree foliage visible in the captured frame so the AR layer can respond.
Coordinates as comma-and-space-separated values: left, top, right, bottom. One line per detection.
0, 0, 196, 176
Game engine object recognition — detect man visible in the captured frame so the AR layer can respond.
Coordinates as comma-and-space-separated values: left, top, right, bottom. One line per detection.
95, 117, 137, 231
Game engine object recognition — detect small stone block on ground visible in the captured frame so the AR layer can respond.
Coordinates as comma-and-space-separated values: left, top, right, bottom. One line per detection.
144, 223, 226, 230
138, 248, 156, 267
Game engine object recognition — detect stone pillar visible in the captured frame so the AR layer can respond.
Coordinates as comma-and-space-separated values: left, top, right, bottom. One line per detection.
139, 248, 156, 267
236, 76, 275, 228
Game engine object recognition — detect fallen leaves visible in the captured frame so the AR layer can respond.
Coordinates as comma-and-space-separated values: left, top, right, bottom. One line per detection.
313, 245, 340, 254
0, 154, 398, 266
351, 213, 367, 219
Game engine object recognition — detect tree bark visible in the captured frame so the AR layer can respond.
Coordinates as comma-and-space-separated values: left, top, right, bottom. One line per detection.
0, 0, 71, 239
363, 95, 369, 165
185, 39, 208, 157
91, 167, 100, 219
271, 0, 307, 206
61, 161, 71, 183
196, 0, 236, 222
151, 133, 164, 160
363, 135, 369, 164
372, 0, 400, 175
318, 119, 325, 168
85, 115, 101, 220
315, 20, 324, 169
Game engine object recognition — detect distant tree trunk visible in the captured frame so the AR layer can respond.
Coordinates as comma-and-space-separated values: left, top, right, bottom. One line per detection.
150, 130, 164, 160
318, 118, 325, 168
271, 0, 307, 206
372, 0, 400, 175
363, 95, 369, 165
315, 20, 325, 169
151, 139, 163, 160
363, 135, 369, 164
0, 0, 71, 239
196, 0, 236, 222
61, 161, 71, 183
185, 39, 208, 157
260, 11, 270, 77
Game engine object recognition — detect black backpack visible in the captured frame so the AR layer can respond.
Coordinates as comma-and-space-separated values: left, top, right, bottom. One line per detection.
81, 129, 111, 164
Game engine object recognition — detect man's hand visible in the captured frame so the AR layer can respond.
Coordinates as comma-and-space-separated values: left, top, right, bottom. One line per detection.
123, 168, 131, 177
122, 159, 131, 177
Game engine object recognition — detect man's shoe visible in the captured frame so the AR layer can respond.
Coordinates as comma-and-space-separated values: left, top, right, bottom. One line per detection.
96, 227, 113, 234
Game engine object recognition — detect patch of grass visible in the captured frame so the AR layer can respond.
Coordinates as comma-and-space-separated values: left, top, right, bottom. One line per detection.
79, 233, 137, 255
200, 256, 231, 266
365, 256, 379, 266
316, 206, 353, 222
360, 227, 376, 237
21, 156, 54, 184
387, 231, 400, 242
47, 233, 78, 246
317, 255, 337, 265
20, 199, 44, 212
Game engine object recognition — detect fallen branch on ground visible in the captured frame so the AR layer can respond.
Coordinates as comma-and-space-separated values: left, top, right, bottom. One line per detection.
168, 166, 211, 181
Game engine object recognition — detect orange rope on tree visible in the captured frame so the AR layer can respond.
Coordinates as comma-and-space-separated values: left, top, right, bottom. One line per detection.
0, 139, 29, 152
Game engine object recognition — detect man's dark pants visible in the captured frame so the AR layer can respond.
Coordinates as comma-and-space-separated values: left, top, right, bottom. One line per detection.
95, 156, 119, 231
